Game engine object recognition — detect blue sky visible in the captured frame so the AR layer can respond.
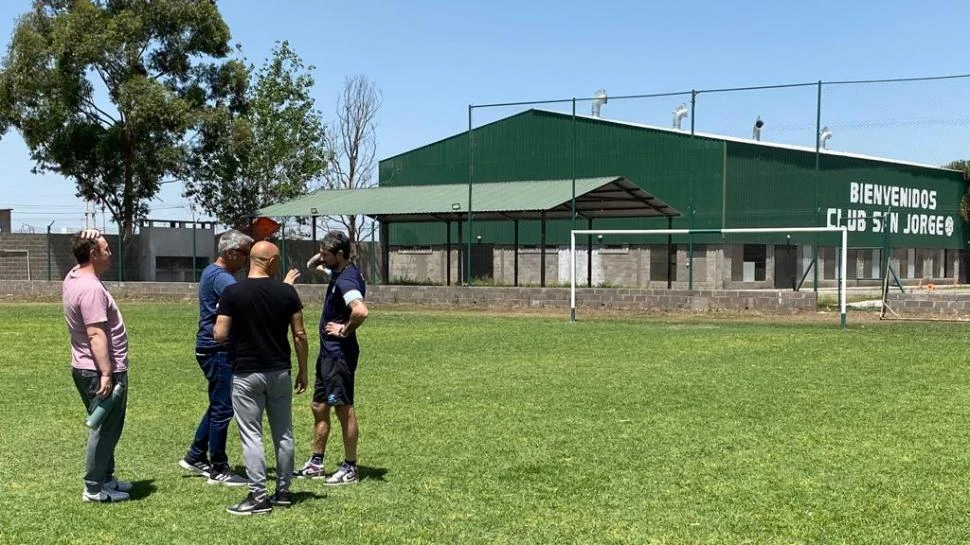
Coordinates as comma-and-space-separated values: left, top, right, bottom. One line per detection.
1, 0, 969, 232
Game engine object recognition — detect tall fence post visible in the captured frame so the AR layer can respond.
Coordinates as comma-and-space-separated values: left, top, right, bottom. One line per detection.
688, 89, 697, 290
571, 97, 577, 229
814, 80, 822, 292
280, 218, 287, 279
118, 231, 124, 282
191, 208, 197, 283
46, 220, 55, 280
466, 104, 474, 285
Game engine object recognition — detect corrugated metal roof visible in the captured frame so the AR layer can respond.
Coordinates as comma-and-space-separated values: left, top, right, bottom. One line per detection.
259, 177, 681, 222
534, 109, 954, 172
382, 108, 958, 172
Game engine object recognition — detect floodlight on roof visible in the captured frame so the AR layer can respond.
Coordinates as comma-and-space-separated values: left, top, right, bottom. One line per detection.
591, 89, 608, 117
819, 126, 833, 149
752, 116, 764, 141
672, 103, 689, 130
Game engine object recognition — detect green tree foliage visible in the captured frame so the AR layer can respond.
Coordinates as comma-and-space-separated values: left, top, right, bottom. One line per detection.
0, 0, 239, 237
185, 40, 329, 228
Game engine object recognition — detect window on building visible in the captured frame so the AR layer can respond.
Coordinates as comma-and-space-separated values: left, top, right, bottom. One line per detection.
740, 244, 766, 282
891, 248, 908, 279
845, 249, 859, 280
821, 246, 836, 280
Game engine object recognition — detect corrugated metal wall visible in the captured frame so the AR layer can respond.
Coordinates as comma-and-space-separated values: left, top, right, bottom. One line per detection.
379, 110, 966, 250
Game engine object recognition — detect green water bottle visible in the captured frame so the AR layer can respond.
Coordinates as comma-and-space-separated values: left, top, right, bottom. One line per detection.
85, 381, 126, 430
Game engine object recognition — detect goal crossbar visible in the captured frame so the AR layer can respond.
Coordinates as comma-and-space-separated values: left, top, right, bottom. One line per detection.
569, 226, 849, 330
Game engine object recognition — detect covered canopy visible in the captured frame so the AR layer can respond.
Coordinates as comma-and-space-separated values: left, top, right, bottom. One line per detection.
258, 177, 681, 221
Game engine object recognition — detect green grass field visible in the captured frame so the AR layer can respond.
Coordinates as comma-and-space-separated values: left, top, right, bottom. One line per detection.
2, 302, 969, 544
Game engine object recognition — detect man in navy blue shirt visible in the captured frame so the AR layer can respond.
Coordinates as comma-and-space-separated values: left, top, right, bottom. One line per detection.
180, 229, 252, 486
294, 231, 369, 485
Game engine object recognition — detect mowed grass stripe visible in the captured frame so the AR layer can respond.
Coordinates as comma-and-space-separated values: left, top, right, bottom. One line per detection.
1, 303, 969, 544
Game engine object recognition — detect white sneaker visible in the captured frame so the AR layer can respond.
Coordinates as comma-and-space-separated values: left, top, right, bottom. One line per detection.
324, 462, 358, 486
104, 478, 133, 492
83, 488, 130, 503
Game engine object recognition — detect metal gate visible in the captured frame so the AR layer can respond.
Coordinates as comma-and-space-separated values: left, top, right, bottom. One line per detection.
471, 243, 494, 281
773, 245, 797, 290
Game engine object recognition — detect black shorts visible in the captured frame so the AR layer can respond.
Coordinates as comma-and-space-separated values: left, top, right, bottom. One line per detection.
313, 354, 357, 405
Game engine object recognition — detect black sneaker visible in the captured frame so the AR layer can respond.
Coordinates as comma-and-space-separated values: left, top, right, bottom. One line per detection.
269, 491, 292, 507
178, 458, 212, 478
226, 492, 272, 516
207, 469, 248, 487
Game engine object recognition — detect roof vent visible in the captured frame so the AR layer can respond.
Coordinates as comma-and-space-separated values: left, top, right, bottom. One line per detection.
819, 126, 833, 149
752, 116, 764, 141
591, 89, 608, 117
672, 103, 689, 130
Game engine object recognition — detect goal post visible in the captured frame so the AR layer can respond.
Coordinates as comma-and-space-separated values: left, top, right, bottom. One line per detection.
570, 226, 849, 330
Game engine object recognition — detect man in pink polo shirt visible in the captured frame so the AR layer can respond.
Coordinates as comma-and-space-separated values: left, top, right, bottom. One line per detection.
63, 229, 132, 503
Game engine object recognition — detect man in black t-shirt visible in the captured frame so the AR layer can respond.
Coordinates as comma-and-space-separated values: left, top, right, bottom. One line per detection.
214, 241, 309, 515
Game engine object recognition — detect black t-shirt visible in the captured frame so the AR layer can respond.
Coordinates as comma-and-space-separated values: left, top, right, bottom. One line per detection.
218, 277, 303, 374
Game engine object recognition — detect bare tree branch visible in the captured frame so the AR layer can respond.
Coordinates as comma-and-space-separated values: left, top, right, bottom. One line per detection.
322, 75, 382, 261
81, 97, 117, 126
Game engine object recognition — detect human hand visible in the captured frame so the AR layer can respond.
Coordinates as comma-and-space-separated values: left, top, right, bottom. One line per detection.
79, 229, 102, 240
295, 370, 308, 394
283, 269, 300, 285
324, 321, 345, 338
306, 253, 323, 270
95, 375, 113, 399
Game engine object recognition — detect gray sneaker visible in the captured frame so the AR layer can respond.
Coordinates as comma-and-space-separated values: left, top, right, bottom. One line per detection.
324, 462, 358, 486
178, 458, 212, 478
104, 478, 133, 492
207, 469, 248, 487
82, 488, 130, 503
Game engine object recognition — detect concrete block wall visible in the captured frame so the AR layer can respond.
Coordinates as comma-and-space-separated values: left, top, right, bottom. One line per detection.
402, 245, 774, 289
0, 233, 82, 281
0, 233, 382, 285
884, 292, 970, 317
0, 280, 817, 315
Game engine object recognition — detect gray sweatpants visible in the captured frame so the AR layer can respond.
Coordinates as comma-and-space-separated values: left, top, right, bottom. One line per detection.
231, 370, 294, 496
72, 369, 128, 494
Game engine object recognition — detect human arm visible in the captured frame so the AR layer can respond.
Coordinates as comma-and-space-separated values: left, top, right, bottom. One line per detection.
85, 322, 114, 399
324, 298, 369, 338
213, 315, 232, 344
290, 310, 309, 393
306, 253, 327, 273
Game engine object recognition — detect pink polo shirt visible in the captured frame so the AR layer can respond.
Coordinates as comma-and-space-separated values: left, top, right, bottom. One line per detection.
62, 266, 129, 372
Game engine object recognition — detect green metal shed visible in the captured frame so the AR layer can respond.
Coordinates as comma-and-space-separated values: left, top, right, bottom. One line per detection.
379, 109, 965, 251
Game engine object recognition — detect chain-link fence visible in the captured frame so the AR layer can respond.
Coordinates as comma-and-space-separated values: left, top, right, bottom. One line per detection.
448, 74, 970, 288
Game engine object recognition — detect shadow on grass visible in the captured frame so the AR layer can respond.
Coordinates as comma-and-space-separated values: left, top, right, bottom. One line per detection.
290, 490, 326, 505
128, 479, 157, 500
222, 464, 388, 485
358, 465, 387, 483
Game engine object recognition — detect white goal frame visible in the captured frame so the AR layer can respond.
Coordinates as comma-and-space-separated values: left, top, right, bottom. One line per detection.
570, 226, 849, 330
